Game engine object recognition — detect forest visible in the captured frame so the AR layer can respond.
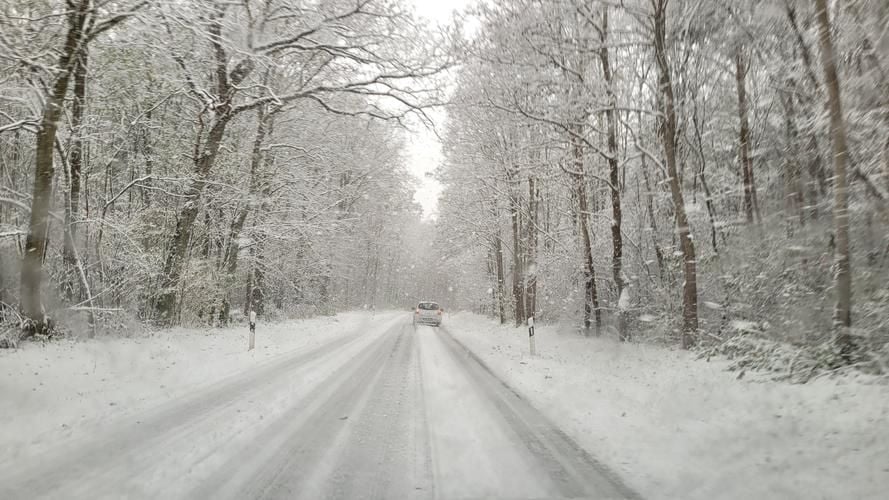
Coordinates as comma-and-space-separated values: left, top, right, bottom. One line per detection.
435, 0, 889, 377
1, 0, 452, 340
2, 0, 888, 378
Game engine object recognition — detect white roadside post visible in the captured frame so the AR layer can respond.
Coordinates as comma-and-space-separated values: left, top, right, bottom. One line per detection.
248, 308, 256, 351
528, 316, 536, 356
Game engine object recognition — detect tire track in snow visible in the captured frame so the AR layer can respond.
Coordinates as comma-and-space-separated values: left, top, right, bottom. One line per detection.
198, 320, 433, 500
311, 322, 432, 499
197, 321, 404, 499
2, 313, 638, 500
0, 314, 402, 499
435, 325, 642, 500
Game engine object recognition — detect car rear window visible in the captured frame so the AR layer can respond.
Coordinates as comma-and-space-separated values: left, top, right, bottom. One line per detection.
418, 302, 439, 310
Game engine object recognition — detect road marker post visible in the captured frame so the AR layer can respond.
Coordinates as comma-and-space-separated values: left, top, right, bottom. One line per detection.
248, 307, 256, 351
528, 316, 536, 356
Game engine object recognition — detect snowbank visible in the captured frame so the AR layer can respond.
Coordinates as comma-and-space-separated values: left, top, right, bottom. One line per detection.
0, 312, 375, 459
444, 312, 889, 500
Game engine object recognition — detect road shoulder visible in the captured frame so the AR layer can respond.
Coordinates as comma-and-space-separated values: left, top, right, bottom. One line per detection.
444, 312, 889, 500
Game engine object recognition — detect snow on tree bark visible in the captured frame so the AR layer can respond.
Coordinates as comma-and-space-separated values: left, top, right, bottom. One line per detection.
814, 0, 854, 352
653, 0, 698, 347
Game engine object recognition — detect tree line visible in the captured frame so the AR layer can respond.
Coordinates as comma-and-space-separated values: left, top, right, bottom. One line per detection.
0, 0, 449, 341
437, 0, 888, 370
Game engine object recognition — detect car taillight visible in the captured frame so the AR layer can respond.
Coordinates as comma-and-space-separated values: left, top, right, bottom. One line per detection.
437, 309, 442, 315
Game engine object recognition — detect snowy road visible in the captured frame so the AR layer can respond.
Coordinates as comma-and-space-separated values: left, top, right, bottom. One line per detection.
0, 314, 637, 499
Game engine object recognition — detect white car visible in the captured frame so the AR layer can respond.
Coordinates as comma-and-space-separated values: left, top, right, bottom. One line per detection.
413, 301, 443, 327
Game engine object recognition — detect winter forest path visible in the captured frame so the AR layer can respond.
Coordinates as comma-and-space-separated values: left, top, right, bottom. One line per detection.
0, 313, 637, 499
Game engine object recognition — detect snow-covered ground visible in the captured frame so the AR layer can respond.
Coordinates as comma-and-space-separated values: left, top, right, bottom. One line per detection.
3, 310, 886, 499
0, 312, 374, 460
444, 312, 889, 500
0, 311, 634, 499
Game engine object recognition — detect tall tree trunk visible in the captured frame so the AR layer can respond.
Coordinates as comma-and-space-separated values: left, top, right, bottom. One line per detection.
509, 170, 525, 326
654, 0, 698, 347
153, 9, 255, 324
691, 105, 723, 253
735, 47, 759, 224
781, 80, 805, 233
639, 110, 667, 277
21, 1, 89, 336
63, 49, 87, 302
244, 158, 275, 318
154, 114, 232, 322
139, 110, 154, 208
253, 247, 266, 316
785, 2, 827, 215
815, 0, 853, 353
641, 160, 666, 278
219, 105, 274, 325
244, 246, 255, 316
485, 249, 496, 317
600, 7, 626, 339
572, 132, 601, 332
525, 176, 539, 320
494, 233, 506, 324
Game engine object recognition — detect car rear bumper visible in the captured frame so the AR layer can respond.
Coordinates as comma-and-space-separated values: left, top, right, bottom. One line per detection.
414, 317, 441, 326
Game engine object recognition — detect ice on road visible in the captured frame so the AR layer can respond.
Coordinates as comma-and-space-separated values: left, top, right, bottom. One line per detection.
0, 313, 636, 499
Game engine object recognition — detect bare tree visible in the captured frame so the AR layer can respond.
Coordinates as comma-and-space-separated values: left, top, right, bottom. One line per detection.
572, 130, 602, 332
153, 0, 448, 323
507, 165, 526, 326
61, 49, 87, 302
653, 0, 697, 347
814, 0, 853, 353
598, 5, 626, 339
735, 46, 760, 224
20, 0, 144, 336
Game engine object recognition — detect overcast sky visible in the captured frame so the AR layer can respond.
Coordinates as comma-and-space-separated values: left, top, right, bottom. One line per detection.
406, 0, 472, 219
